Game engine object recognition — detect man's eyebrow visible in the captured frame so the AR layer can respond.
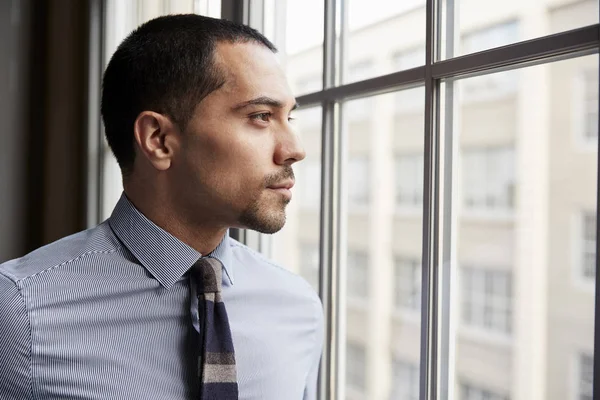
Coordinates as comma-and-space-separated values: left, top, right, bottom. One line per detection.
232, 96, 299, 112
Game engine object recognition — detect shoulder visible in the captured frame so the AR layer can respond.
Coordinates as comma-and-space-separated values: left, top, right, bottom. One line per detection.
0, 222, 123, 286
228, 238, 322, 308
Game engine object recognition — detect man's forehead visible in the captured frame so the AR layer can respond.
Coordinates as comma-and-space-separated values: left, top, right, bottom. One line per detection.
212, 42, 295, 106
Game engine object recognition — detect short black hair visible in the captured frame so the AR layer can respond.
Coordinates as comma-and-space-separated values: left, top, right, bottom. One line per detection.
101, 14, 277, 176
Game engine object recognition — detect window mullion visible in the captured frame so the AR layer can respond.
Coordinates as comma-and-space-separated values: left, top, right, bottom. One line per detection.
320, 0, 340, 399
420, 1, 442, 400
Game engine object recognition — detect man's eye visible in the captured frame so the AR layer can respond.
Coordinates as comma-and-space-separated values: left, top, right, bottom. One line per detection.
250, 112, 272, 122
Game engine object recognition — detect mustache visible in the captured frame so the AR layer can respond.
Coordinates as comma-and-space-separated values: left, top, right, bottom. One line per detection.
264, 166, 295, 187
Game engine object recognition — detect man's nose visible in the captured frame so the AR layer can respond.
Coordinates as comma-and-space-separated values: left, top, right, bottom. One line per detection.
274, 125, 306, 166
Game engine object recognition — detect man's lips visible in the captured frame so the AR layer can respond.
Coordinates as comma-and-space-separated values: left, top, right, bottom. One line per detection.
267, 180, 294, 190
267, 181, 294, 199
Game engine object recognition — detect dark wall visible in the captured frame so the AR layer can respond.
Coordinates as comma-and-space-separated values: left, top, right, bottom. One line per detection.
0, 0, 91, 262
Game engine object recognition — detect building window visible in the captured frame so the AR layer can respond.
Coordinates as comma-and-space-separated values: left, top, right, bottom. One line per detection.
461, 22, 519, 102
459, 382, 510, 400
580, 69, 599, 143
395, 154, 424, 209
348, 251, 369, 300
394, 257, 421, 311
300, 243, 319, 291
390, 359, 419, 400
461, 267, 512, 334
580, 212, 597, 280
346, 343, 366, 392
462, 147, 515, 213
578, 353, 594, 400
348, 156, 370, 207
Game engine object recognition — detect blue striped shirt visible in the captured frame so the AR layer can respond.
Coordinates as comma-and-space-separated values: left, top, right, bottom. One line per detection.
0, 194, 323, 400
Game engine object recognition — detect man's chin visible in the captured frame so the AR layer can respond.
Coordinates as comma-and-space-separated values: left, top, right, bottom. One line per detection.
238, 203, 287, 234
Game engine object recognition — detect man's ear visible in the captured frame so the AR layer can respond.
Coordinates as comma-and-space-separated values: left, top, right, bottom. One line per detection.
133, 111, 179, 171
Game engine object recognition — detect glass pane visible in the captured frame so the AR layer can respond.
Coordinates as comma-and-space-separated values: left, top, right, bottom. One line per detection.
100, 0, 221, 220
262, 0, 324, 96
442, 54, 597, 400
342, 89, 424, 400
343, 0, 426, 84
441, 0, 599, 59
269, 107, 322, 292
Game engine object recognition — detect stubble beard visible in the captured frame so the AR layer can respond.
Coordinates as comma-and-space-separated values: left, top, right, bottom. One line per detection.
237, 166, 295, 234
238, 195, 289, 234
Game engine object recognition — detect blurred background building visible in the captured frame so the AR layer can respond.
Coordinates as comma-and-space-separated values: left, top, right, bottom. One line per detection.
0, 1, 598, 400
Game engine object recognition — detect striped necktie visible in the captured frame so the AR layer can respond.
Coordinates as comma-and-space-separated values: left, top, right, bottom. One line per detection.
192, 257, 239, 399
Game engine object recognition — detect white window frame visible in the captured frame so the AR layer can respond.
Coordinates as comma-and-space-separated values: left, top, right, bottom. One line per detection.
390, 358, 420, 400
461, 146, 516, 219
346, 343, 367, 395
460, 21, 520, 103
347, 156, 370, 210
395, 153, 425, 213
459, 381, 510, 400
573, 68, 599, 151
394, 256, 422, 314
573, 211, 597, 291
460, 267, 513, 343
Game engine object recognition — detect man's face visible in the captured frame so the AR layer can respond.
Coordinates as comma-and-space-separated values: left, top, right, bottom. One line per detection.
170, 41, 305, 234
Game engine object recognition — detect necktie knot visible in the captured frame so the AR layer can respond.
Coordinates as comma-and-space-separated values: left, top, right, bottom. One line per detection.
192, 257, 223, 293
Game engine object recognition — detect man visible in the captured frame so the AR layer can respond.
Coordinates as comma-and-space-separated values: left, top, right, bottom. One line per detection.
0, 14, 323, 400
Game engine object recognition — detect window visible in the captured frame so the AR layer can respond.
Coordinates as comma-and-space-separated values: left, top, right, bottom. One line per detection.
393, 47, 426, 71
394, 257, 421, 311
578, 353, 594, 400
346, 343, 367, 392
462, 22, 519, 54
346, 61, 375, 122
461, 22, 519, 102
348, 156, 370, 207
300, 243, 319, 291
395, 154, 424, 209
392, 50, 426, 113
459, 382, 510, 400
580, 69, 599, 143
462, 147, 515, 213
461, 268, 512, 334
298, 158, 321, 209
347, 251, 369, 301
296, 75, 321, 94
581, 212, 597, 280
390, 359, 419, 400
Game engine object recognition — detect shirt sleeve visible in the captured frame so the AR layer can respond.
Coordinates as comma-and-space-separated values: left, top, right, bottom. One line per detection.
304, 297, 325, 400
0, 272, 33, 399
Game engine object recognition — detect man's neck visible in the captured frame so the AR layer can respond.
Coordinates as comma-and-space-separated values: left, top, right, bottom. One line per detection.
123, 189, 228, 256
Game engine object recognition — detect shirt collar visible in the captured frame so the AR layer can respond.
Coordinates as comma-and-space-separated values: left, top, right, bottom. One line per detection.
108, 193, 234, 289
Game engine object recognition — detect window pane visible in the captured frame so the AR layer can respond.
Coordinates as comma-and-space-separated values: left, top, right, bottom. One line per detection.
262, 0, 324, 96
441, 1, 599, 59
343, 0, 425, 84
444, 54, 597, 400
269, 107, 322, 293
342, 89, 424, 400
